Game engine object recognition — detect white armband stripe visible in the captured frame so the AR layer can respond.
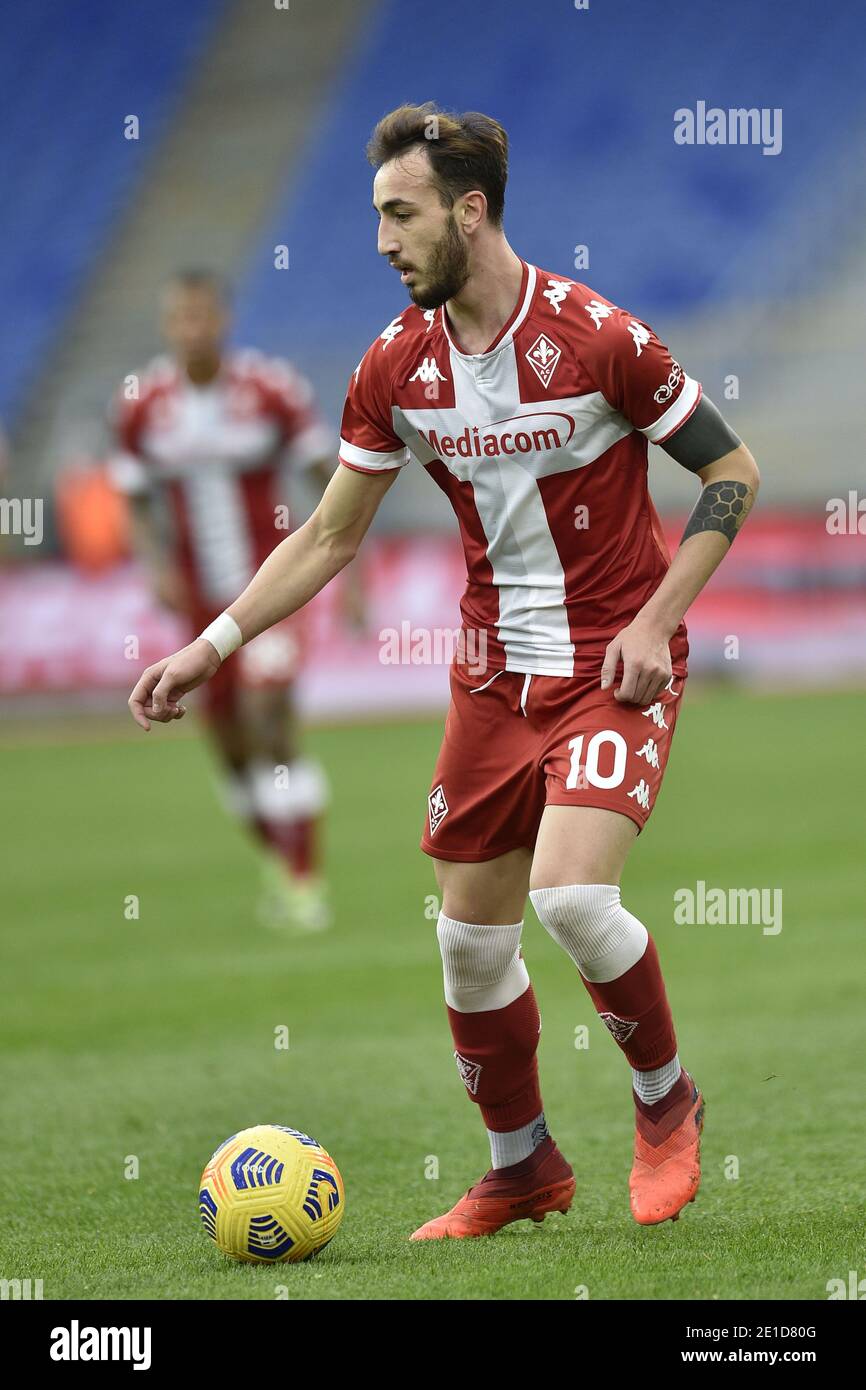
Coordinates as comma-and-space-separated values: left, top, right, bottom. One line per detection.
338, 436, 410, 470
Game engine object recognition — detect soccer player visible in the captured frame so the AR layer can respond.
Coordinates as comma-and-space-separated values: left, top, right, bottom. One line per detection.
128, 107, 759, 1236
113, 269, 341, 930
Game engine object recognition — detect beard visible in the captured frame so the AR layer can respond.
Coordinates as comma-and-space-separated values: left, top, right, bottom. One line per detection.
408, 213, 470, 309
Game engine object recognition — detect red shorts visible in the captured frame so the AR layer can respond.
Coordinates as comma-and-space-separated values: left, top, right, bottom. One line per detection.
190, 607, 305, 718
420, 660, 686, 863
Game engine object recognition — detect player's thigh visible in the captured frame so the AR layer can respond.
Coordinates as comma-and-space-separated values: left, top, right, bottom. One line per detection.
202, 694, 248, 765
431, 846, 533, 926
532, 670, 685, 889
241, 684, 298, 760
530, 805, 638, 890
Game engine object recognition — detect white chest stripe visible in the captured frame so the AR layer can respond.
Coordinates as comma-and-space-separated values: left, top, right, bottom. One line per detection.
458, 342, 571, 674
182, 471, 255, 605
396, 344, 634, 675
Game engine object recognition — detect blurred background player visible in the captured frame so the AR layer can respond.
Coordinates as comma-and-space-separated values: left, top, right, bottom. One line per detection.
110, 269, 345, 930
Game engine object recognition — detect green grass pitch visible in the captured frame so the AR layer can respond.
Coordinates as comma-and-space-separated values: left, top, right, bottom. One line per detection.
0, 687, 862, 1300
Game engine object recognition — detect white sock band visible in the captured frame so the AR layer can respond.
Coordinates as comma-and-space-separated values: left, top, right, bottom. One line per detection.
436, 914, 529, 1013
198, 612, 243, 662
633, 1053, 681, 1104
487, 1112, 549, 1168
529, 884, 648, 983
250, 758, 329, 822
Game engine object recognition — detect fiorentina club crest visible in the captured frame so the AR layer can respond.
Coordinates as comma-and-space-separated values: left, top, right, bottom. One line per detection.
428, 784, 449, 834
454, 1051, 482, 1095
599, 1012, 639, 1043
525, 333, 561, 389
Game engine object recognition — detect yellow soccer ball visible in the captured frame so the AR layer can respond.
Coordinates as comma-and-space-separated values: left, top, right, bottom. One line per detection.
198, 1124, 344, 1263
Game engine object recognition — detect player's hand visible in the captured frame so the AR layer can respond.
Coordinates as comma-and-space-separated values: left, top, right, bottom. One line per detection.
600, 620, 672, 705
128, 638, 222, 731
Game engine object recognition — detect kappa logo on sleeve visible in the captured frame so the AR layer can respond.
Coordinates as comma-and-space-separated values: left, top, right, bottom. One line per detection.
542, 279, 573, 314
380, 317, 404, 349
584, 299, 615, 330
628, 322, 652, 357
427, 784, 449, 833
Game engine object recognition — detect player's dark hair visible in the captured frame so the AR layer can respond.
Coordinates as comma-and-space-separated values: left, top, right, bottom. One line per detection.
366, 102, 508, 227
164, 268, 232, 304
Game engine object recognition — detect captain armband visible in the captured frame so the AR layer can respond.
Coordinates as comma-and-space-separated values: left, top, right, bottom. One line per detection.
660, 395, 741, 473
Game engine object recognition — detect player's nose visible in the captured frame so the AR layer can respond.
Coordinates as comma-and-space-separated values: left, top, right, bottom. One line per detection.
377, 229, 400, 258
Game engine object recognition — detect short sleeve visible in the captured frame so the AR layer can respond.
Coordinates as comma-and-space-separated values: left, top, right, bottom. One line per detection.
338, 344, 410, 474
583, 303, 702, 445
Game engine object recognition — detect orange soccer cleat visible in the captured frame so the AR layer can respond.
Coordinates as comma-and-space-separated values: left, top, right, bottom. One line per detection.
409, 1136, 575, 1241
629, 1072, 705, 1226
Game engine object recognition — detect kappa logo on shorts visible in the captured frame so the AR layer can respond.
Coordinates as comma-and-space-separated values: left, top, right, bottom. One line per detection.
642, 701, 669, 730
428, 783, 449, 834
627, 779, 652, 811
598, 1012, 639, 1044
635, 737, 660, 769
454, 1051, 482, 1094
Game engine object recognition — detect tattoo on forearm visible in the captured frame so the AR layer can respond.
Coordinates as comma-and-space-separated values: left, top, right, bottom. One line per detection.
682, 480, 754, 546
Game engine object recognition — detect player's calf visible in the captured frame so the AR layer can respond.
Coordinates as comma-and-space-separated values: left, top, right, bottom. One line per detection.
530, 881, 702, 1224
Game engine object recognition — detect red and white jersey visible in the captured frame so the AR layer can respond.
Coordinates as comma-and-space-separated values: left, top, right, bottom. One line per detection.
110, 349, 335, 609
339, 260, 699, 677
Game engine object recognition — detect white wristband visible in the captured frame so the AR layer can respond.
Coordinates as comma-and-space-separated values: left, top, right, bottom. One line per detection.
198, 612, 243, 662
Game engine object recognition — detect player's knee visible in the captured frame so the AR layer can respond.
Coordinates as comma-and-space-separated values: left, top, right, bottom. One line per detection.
436, 913, 528, 1011
249, 757, 329, 821
528, 883, 647, 982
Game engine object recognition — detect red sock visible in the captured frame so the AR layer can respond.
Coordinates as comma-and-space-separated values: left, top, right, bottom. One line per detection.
254, 815, 318, 878
446, 984, 544, 1132
634, 1069, 695, 1137
581, 936, 677, 1070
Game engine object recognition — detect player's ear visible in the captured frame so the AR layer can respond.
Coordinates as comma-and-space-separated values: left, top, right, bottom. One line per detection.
458, 190, 487, 234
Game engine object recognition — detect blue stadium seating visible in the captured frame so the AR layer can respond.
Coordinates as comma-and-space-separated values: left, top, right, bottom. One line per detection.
6, 0, 865, 432
233, 0, 866, 421
0, 0, 226, 424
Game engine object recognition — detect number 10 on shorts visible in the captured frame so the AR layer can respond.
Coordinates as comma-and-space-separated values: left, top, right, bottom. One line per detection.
566, 731, 628, 789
